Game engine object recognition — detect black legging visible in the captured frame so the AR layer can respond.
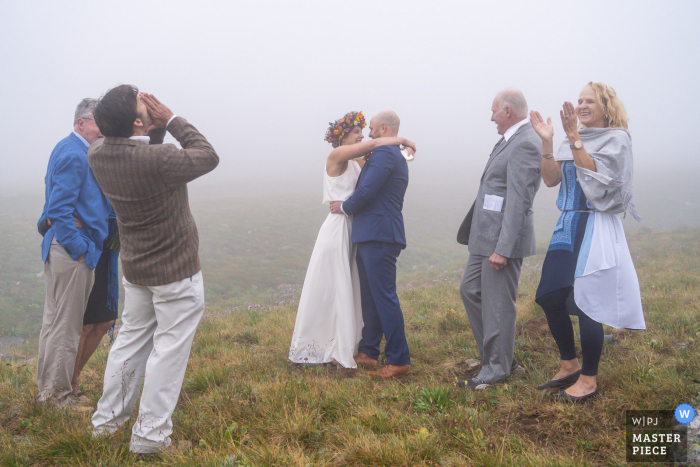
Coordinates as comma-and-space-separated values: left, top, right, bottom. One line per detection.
536, 286, 604, 376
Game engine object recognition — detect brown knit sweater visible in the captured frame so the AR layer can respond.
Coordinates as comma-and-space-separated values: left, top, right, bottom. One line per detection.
88, 117, 219, 286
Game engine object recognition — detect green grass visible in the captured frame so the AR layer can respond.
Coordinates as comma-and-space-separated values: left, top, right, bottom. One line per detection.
2, 167, 699, 338
0, 189, 469, 339
1, 226, 698, 465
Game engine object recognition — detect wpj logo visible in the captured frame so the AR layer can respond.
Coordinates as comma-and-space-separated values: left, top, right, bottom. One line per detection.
631, 415, 660, 427
675, 404, 695, 425
626, 409, 688, 463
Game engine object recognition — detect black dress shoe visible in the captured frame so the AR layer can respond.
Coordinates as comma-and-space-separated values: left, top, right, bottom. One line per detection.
511, 358, 526, 374
455, 376, 493, 391
537, 370, 582, 390
551, 388, 599, 403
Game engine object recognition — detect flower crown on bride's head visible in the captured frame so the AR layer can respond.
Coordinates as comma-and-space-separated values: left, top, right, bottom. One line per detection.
324, 111, 366, 147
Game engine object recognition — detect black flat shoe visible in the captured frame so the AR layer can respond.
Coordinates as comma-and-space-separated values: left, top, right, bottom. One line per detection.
551, 388, 599, 403
537, 370, 582, 390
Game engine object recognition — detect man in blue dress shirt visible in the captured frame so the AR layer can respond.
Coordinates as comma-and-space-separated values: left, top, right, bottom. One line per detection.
36, 98, 110, 407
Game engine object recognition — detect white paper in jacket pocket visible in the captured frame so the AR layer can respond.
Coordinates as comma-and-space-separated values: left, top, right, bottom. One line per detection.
483, 194, 504, 212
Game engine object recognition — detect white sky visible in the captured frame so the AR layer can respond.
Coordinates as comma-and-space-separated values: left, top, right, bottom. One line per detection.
1, 0, 698, 195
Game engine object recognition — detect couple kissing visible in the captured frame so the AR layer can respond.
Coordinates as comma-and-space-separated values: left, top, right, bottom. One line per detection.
288, 110, 415, 378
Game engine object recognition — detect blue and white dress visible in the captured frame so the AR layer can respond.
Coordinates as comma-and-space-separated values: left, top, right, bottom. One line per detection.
536, 160, 646, 330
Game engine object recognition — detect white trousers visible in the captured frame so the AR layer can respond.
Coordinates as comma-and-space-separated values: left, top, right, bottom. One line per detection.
92, 271, 204, 453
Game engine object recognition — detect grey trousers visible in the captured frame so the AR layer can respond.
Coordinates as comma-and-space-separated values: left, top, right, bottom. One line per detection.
460, 254, 523, 384
37, 239, 95, 406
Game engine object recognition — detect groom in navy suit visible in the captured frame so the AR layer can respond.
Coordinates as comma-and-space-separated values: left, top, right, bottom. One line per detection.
330, 110, 411, 378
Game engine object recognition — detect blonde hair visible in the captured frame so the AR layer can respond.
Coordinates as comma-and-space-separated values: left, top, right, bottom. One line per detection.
585, 82, 628, 130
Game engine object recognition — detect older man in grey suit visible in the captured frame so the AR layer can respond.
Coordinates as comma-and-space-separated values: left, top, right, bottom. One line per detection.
456, 89, 541, 390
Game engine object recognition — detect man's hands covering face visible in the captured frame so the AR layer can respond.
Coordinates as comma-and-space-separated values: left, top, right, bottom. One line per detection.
140, 93, 174, 132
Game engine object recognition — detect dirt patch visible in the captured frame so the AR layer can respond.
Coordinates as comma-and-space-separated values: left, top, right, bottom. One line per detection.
329, 367, 359, 379
511, 412, 548, 443
518, 318, 550, 338
655, 345, 676, 356
612, 329, 633, 340
291, 362, 359, 379
509, 410, 569, 449
438, 318, 467, 334
230, 332, 260, 346
519, 344, 550, 353
445, 360, 481, 380
252, 346, 278, 355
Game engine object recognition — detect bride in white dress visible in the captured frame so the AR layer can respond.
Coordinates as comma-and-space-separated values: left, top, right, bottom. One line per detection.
288, 111, 415, 368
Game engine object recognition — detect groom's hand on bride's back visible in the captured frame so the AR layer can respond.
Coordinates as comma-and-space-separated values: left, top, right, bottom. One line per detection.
330, 201, 344, 214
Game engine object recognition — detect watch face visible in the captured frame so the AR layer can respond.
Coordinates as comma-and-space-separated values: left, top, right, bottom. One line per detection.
575, 140, 583, 149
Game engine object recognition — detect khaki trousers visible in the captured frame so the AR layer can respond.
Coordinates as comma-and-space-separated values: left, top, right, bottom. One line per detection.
92, 271, 205, 453
37, 239, 94, 406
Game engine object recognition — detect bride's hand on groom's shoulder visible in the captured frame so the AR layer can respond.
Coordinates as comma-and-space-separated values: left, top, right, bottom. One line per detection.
400, 138, 416, 153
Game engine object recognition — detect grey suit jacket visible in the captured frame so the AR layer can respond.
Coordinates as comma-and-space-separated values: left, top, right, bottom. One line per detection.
457, 122, 541, 258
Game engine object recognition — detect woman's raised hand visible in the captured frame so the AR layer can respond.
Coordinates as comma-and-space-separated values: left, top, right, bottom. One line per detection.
529, 110, 554, 142
560, 101, 578, 137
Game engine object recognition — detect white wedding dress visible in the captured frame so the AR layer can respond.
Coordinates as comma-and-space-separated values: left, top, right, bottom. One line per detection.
288, 160, 364, 368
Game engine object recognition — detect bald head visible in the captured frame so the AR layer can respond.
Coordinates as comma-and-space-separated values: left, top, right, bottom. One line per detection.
491, 89, 528, 135
368, 110, 400, 138
495, 89, 528, 119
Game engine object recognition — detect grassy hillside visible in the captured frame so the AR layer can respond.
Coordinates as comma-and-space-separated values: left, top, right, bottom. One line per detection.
1, 227, 698, 466
3, 164, 699, 339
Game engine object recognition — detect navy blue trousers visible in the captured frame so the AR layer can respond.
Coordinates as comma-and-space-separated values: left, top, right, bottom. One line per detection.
536, 286, 604, 376
356, 241, 411, 366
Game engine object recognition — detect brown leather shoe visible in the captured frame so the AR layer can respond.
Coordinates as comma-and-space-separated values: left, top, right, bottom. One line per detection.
374, 364, 410, 379
354, 352, 378, 368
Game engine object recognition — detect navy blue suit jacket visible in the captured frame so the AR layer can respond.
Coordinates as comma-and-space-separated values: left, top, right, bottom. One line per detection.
342, 145, 408, 247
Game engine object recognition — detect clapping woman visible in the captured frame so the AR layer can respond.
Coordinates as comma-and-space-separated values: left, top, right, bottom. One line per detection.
529, 82, 646, 402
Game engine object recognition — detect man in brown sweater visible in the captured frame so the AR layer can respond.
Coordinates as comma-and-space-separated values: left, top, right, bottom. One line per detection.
87, 85, 218, 454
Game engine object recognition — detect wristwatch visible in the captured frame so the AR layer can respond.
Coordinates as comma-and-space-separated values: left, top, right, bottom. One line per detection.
570, 140, 583, 150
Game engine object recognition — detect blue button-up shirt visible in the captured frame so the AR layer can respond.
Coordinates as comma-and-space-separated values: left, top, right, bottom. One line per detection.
39, 132, 110, 269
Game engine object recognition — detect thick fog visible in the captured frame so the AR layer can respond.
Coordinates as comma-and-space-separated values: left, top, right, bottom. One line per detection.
1, 0, 698, 198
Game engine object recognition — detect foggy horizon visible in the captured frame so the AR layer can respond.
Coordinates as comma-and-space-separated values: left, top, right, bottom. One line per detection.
2, 1, 699, 203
